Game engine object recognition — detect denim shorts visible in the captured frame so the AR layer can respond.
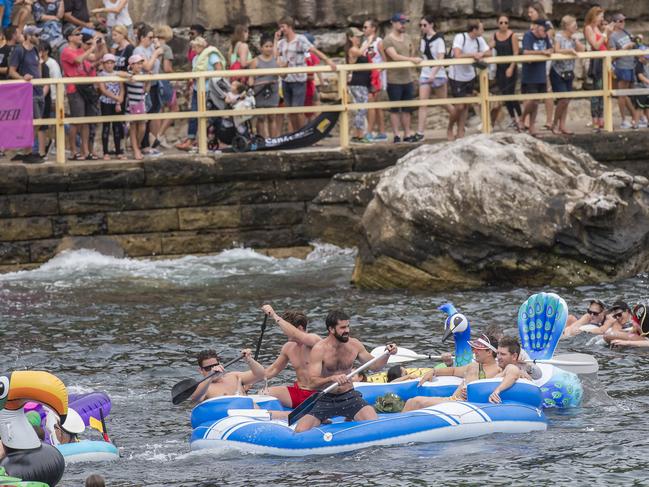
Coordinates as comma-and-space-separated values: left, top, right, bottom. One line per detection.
550, 69, 573, 93
615, 67, 635, 82
283, 81, 307, 107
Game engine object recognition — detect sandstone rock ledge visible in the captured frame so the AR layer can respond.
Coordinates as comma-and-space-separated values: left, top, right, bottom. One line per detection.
352, 133, 649, 291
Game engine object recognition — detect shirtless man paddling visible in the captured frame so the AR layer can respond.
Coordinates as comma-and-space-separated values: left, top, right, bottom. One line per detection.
294, 309, 397, 433
261, 304, 321, 407
191, 348, 265, 404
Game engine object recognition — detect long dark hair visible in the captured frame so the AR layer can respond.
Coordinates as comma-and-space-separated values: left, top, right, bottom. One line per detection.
421, 14, 435, 38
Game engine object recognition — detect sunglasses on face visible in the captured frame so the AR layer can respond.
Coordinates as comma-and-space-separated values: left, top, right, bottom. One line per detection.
613, 312, 624, 319
587, 309, 602, 315
499, 21, 509, 25
201, 362, 221, 371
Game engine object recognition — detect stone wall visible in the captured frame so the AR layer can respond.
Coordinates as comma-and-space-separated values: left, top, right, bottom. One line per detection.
1, 132, 648, 272
0, 148, 405, 272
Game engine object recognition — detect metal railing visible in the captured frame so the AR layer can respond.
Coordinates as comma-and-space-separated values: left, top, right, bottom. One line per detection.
1, 48, 648, 164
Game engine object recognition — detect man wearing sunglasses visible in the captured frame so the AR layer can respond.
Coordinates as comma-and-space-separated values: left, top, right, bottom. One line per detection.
191, 348, 265, 404
612, 304, 649, 348
563, 299, 607, 337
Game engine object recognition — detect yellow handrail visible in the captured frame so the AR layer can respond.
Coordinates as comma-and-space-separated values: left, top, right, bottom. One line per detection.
1, 49, 647, 163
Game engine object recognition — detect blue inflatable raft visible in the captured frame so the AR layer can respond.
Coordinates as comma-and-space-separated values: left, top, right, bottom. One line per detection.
190, 378, 547, 456
56, 441, 119, 464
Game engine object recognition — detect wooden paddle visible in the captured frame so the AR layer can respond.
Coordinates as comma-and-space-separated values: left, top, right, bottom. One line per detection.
288, 352, 389, 427
171, 355, 244, 405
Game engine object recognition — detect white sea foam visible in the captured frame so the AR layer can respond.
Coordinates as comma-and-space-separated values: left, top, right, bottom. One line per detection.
0, 243, 356, 285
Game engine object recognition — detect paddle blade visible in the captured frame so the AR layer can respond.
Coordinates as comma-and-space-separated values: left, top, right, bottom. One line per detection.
370, 346, 428, 364
89, 416, 104, 433
171, 378, 198, 405
538, 353, 599, 374
518, 292, 568, 360
288, 391, 323, 426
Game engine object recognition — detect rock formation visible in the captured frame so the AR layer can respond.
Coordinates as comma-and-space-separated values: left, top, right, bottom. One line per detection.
352, 133, 649, 290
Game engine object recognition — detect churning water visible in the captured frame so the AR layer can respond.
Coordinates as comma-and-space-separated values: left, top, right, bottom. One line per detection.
1, 244, 648, 486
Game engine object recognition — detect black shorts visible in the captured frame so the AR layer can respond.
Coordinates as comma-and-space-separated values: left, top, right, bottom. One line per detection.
521, 82, 547, 94
308, 389, 369, 422
386, 82, 414, 113
449, 78, 475, 98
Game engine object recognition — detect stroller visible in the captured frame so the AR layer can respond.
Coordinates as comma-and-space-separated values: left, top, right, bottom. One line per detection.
206, 77, 265, 152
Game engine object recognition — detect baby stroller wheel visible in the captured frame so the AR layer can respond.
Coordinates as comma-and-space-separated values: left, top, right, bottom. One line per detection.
232, 135, 250, 152
251, 135, 265, 150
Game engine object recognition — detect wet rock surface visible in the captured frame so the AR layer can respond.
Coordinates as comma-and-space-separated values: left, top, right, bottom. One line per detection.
352, 133, 649, 290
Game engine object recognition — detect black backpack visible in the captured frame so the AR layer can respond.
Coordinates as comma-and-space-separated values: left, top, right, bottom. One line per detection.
422, 32, 445, 60
447, 33, 480, 59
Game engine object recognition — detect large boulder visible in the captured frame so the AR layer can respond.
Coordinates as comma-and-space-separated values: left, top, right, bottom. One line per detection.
352, 133, 649, 291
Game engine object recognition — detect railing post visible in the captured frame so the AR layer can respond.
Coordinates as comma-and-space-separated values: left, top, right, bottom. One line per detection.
337, 68, 349, 149
197, 75, 208, 155
603, 55, 613, 132
479, 68, 491, 134
55, 83, 66, 164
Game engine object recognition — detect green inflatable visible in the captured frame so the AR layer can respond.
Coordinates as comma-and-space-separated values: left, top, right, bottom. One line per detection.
0, 467, 48, 487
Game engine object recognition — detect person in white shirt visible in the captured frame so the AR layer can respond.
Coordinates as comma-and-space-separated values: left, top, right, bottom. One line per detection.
447, 19, 491, 140
417, 15, 452, 141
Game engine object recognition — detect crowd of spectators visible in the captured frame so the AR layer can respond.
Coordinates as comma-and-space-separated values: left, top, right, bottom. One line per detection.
0, 1, 648, 163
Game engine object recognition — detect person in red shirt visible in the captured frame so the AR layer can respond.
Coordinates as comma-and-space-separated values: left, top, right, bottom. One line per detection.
60, 24, 101, 159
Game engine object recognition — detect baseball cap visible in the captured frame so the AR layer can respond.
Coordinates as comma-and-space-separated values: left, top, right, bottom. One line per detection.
612, 13, 626, 22
128, 54, 145, 65
23, 25, 43, 36
533, 19, 547, 27
608, 300, 630, 313
63, 24, 80, 39
391, 13, 409, 23
102, 53, 116, 63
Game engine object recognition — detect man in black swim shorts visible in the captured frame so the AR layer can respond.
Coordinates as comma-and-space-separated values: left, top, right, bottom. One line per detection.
294, 309, 397, 433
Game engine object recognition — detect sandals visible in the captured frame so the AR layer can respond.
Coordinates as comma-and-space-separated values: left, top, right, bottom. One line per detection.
69, 153, 83, 161
85, 153, 100, 160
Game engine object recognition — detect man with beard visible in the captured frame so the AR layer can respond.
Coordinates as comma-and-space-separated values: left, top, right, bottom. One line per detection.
294, 309, 397, 433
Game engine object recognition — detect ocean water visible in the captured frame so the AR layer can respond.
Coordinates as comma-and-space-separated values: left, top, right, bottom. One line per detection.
1, 244, 648, 486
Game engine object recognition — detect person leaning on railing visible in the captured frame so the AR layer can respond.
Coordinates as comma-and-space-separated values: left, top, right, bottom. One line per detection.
361, 17, 388, 142
249, 33, 280, 138
550, 15, 584, 135
520, 20, 553, 137
175, 36, 225, 152
632, 54, 649, 127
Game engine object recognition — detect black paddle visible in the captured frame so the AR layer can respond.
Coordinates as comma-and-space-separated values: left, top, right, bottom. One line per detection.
171, 355, 244, 405
254, 315, 269, 361
288, 352, 389, 426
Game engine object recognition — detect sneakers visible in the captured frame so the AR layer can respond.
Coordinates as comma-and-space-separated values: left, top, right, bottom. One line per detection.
151, 138, 161, 149
23, 153, 45, 164
412, 133, 425, 142
351, 135, 371, 144
373, 133, 388, 142
143, 148, 162, 157
403, 134, 421, 143
620, 120, 633, 129
638, 118, 648, 129
393, 135, 401, 144
157, 136, 173, 149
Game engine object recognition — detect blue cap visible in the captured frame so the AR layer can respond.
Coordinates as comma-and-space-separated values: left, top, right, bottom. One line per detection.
391, 13, 409, 23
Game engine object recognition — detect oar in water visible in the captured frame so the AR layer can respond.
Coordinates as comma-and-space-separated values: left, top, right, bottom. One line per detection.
288, 352, 389, 426
370, 346, 442, 364
526, 353, 599, 375
171, 355, 244, 405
